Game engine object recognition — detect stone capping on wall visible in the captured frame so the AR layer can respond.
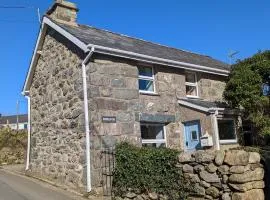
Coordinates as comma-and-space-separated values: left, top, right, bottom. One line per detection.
117, 150, 265, 200
179, 150, 265, 200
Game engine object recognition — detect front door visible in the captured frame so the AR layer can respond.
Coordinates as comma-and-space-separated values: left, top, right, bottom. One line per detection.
184, 121, 201, 151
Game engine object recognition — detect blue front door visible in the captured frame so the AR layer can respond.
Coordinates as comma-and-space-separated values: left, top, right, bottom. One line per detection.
184, 121, 201, 151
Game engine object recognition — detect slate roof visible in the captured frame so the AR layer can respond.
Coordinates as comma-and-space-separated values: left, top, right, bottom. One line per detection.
55, 21, 229, 71
180, 98, 229, 109
0, 114, 28, 124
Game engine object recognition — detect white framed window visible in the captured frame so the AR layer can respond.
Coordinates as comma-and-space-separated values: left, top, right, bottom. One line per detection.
138, 66, 155, 93
141, 123, 166, 148
185, 72, 198, 98
218, 119, 237, 144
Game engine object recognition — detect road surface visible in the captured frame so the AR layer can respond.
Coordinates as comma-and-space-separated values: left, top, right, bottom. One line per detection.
0, 170, 84, 200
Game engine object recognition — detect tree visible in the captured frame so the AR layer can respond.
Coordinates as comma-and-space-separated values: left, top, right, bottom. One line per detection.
224, 50, 270, 138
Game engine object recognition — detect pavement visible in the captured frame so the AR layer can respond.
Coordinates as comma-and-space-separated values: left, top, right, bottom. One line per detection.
0, 168, 86, 200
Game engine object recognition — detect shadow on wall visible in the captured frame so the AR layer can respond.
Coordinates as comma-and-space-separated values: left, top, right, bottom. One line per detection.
260, 148, 270, 200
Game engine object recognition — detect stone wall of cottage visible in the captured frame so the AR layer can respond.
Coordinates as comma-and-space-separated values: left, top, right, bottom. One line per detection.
116, 150, 265, 200
86, 55, 228, 190
29, 29, 87, 191
199, 73, 227, 102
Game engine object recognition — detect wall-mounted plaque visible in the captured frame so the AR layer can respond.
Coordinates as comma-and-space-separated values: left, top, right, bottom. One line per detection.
102, 116, 116, 123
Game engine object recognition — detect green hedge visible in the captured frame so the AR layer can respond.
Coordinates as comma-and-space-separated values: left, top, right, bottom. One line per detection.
113, 142, 189, 199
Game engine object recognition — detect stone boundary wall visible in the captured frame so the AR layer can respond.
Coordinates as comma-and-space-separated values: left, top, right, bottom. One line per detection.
116, 150, 265, 200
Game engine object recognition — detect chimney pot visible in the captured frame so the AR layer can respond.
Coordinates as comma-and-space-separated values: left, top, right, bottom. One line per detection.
46, 0, 79, 26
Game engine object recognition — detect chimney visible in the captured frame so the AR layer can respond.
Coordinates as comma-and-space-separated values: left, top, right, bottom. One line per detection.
46, 0, 79, 26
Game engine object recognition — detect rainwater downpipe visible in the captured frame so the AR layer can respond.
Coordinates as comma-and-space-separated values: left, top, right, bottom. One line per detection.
82, 47, 95, 192
25, 93, 31, 170
213, 109, 220, 150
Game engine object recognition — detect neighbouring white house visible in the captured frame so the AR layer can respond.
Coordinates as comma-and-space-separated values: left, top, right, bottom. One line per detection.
0, 114, 28, 130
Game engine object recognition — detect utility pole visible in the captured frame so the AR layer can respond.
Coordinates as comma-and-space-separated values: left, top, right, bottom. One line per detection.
16, 100, 19, 133
37, 7, 41, 24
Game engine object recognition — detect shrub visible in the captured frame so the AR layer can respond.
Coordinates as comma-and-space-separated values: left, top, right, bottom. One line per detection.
0, 128, 27, 149
0, 128, 27, 164
224, 50, 270, 137
113, 142, 189, 199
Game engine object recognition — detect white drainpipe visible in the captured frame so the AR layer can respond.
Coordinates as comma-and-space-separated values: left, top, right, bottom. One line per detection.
82, 47, 95, 192
25, 93, 31, 170
213, 110, 220, 150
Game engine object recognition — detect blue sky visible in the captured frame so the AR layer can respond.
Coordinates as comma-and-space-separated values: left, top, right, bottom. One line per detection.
0, 0, 269, 115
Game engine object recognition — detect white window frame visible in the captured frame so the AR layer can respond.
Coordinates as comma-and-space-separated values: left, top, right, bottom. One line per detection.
138, 66, 156, 94
185, 71, 199, 98
141, 123, 167, 147
218, 118, 237, 144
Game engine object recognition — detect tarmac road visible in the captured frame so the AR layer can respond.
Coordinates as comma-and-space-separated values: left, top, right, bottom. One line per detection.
0, 170, 84, 200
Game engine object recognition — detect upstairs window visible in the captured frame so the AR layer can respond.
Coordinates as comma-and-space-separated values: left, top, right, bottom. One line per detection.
138, 66, 155, 93
185, 72, 198, 97
141, 123, 166, 148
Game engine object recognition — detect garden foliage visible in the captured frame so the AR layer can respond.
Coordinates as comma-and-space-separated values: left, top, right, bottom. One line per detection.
113, 142, 189, 199
224, 50, 270, 136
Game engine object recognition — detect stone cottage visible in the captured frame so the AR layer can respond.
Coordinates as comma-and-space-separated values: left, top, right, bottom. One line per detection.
22, 0, 240, 193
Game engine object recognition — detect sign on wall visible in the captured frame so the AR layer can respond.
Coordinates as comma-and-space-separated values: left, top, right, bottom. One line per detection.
102, 116, 116, 123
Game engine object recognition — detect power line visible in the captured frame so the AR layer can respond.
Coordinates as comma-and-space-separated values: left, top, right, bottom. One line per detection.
0, 5, 41, 23
0, 5, 34, 9
0, 19, 37, 23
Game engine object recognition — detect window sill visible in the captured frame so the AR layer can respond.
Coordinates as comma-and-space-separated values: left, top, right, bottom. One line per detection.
186, 95, 200, 99
220, 140, 238, 144
139, 91, 160, 96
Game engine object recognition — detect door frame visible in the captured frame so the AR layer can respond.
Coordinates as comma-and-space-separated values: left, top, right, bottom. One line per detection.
183, 120, 202, 152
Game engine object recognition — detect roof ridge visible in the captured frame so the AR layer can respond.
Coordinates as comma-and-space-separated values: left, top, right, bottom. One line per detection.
79, 24, 218, 60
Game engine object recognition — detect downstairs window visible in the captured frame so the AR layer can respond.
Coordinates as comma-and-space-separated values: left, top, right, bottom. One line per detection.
141, 123, 166, 148
218, 119, 237, 144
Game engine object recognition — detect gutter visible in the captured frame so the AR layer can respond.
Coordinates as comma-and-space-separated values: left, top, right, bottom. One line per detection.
82, 46, 95, 192
87, 44, 230, 76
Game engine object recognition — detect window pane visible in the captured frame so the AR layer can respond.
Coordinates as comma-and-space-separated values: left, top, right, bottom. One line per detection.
139, 67, 153, 77
141, 124, 164, 140
186, 85, 197, 96
186, 72, 196, 83
142, 143, 166, 148
191, 130, 198, 140
218, 120, 236, 140
139, 79, 154, 92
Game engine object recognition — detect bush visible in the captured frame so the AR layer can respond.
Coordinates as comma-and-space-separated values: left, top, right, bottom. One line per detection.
113, 142, 189, 199
0, 128, 27, 149
0, 128, 27, 164
224, 50, 270, 137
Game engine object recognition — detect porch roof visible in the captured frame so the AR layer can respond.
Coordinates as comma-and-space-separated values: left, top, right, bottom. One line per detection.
178, 98, 232, 113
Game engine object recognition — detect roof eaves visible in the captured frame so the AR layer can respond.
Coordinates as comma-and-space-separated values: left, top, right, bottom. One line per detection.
178, 99, 210, 113
90, 44, 230, 76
